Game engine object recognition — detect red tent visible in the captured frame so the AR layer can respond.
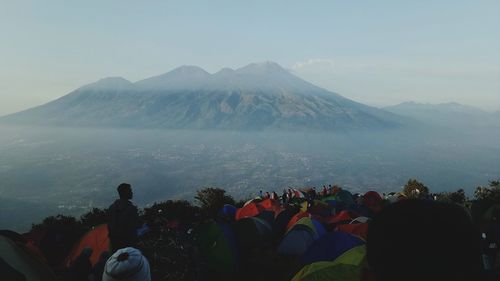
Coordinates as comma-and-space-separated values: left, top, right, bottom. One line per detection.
286, 212, 311, 231
235, 203, 262, 220
363, 191, 383, 213
336, 223, 369, 241
64, 224, 110, 267
324, 210, 355, 225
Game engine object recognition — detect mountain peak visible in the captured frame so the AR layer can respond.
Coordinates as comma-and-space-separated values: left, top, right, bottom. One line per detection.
82, 77, 133, 91
170, 65, 210, 76
237, 61, 287, 74
134, 65, 210, 90
214, 67, 235, 76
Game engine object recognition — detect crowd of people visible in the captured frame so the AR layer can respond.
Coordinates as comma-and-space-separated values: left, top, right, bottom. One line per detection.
58, 181, 500, 281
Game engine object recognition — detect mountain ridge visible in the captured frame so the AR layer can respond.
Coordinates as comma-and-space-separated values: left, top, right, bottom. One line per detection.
384, 102, 499, 129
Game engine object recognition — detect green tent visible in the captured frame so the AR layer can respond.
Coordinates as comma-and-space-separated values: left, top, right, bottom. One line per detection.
289, 218, 316, 235
196, 222, 238, 273
292, 263, 360, 281
0, 235, 56, 281
292, 245, 366, 281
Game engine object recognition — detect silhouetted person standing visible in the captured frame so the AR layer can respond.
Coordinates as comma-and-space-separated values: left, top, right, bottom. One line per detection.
107, 183, 140, 252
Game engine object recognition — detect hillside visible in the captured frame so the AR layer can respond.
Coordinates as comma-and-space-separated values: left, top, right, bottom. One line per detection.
1, 62, 405, 130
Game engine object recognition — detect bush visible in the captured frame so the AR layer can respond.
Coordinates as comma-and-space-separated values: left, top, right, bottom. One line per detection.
142, 200, 200, 227
474, 180, 500, 202
403, 179, 429, 199
437, 189, 467, 205
31, 215, 84, 267
195, 187, 235, 218
80, 208, 108, 229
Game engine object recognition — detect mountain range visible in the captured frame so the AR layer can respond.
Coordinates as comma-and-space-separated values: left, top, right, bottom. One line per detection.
384, 102, 500, 129
1, 62, 405, 130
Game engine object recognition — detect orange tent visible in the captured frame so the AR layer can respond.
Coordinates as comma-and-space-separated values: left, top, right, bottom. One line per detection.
336, 223, 369, 241
235, 203, 262, 220
65, 224, 110, 267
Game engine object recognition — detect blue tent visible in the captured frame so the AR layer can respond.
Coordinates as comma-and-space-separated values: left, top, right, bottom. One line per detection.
257, 210, 276, 226
272, 209, 295, 244
220, 204, 237, 218
336, 190, 355, 208
301, 231, 364, 264
311, 219, 326, 238
278, 225, 317, 256
235, 217, 272, 251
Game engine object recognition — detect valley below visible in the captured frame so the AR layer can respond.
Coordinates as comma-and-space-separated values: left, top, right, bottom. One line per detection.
1, 125, 499, 231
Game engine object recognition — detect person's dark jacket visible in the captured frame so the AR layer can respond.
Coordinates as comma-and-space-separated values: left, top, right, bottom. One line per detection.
107, 199, 140, 250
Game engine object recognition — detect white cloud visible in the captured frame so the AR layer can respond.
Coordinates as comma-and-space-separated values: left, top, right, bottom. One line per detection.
291, 59, 335, 71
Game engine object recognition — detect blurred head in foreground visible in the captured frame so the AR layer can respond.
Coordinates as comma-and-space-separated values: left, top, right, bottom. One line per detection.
364, 200, 484, 281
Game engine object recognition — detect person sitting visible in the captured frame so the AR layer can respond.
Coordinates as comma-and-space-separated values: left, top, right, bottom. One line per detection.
363, 200, 485, 281
107, 183, 140, 252
91, 251, 110, 281
70, 247, 93, 281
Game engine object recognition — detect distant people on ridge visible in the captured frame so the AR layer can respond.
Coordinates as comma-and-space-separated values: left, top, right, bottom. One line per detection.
271, 191, 278, 200
107, 183, 140, 252
282, 189, 288, 204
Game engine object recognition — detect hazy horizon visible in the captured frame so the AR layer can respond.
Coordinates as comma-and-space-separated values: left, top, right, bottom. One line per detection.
1, 1, 499, 116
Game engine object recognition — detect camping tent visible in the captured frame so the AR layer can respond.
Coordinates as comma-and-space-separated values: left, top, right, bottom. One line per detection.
235, 217, 273, 250
64, 224, 110, 267
337, 223, 369, 241
196, 222, 238, 272
336, 190, 355, 207
350, 217, 371, 224
292, 245, 366, 281
0, 234, 56, 281
272, 209, 295, 244
291, 263, 360, 281
301, 231, 364, 264
289, 217, 326, 239
286, 212, 311, 231
220, 204, 237, 219
324, 210, 355, 225
259, 198, 280, 211
363, 191, 383, 213
257, 210, 276, 226
235, 202, 262, 220
278, 224, 317, 256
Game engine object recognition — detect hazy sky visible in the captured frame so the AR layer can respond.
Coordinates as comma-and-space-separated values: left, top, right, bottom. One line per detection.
1, 0, 499, 116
